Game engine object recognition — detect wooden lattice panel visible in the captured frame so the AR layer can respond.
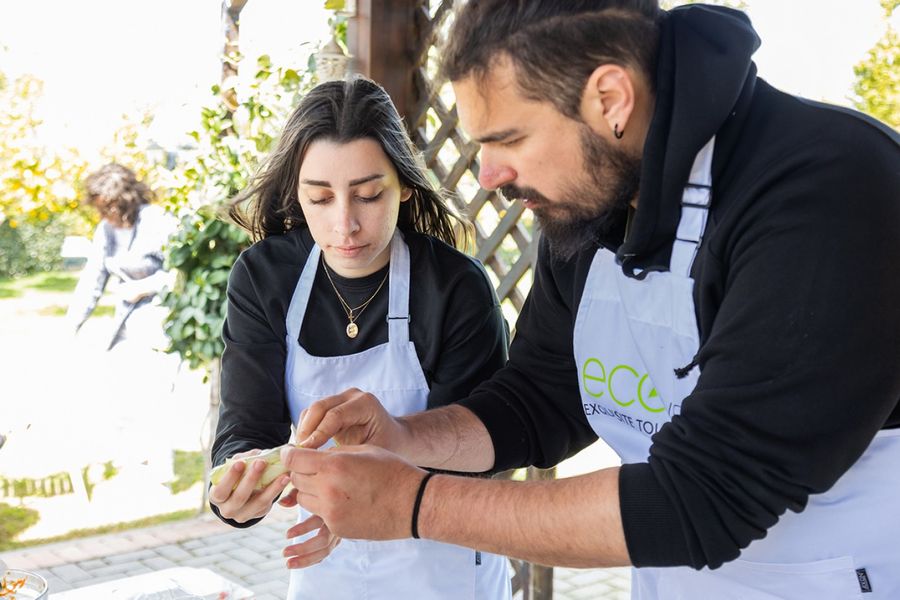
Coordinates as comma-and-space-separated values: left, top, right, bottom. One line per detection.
409, 0, 540, 325
405, 5, 552, 597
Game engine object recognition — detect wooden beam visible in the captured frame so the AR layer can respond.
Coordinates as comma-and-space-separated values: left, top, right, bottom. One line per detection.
347, 0, 419, 121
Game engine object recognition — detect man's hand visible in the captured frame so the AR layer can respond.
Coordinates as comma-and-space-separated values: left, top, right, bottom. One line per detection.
209, 449, 291, 523
281, 444, 426, 541
296, 388, 407, 452
299, 388, 495, 472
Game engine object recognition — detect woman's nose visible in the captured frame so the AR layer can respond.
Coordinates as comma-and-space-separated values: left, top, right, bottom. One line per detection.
333, 203, 360, 237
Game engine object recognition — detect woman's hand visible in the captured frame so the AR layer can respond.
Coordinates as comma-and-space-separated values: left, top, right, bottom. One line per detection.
209, 449, 291, 523
296, 388, 409, 453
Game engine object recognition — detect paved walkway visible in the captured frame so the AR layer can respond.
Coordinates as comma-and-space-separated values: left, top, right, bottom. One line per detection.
0, 504, 632, 599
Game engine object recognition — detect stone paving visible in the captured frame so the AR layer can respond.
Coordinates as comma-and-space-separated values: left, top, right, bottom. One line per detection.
0, 503, 632, 599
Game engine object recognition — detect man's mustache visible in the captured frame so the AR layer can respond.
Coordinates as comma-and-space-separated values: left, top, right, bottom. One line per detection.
499, 184, 552, 207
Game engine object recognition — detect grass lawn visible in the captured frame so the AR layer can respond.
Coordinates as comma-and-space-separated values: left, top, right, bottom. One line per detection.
0, 508, 200, 552
0, 271, 114, 317
0, 271, 79, 298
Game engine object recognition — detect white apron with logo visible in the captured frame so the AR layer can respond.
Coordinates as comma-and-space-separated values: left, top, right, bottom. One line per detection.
573, 138, 900, 599
284, 231, 512, 600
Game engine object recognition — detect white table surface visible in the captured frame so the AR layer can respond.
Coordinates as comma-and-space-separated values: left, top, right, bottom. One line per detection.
52, 567, 253, 599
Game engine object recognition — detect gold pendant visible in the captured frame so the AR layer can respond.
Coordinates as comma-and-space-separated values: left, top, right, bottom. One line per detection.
346, 322, 359, 338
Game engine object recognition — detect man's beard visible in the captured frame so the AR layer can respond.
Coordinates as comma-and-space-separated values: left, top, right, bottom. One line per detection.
501, 127, 641, 261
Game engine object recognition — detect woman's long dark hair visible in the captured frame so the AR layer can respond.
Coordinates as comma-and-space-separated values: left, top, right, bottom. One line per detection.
231, 76, 470, 247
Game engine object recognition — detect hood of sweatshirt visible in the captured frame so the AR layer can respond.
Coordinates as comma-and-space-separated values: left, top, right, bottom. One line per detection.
614, 4, 761, 274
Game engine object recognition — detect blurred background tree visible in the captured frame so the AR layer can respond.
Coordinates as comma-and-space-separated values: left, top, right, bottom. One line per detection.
853, 0, 899, 128
160, 54, 313, 373
0, 73, 89, 277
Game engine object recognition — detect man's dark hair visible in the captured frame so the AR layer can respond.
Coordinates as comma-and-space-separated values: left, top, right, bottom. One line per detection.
442, 0, 661, 119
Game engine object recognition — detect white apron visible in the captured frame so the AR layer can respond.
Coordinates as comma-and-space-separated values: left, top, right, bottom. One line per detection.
284, 231, 512, 600
574, 138, 900, 599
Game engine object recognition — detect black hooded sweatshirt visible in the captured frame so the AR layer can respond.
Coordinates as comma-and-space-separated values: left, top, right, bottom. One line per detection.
457, 5, 900, 569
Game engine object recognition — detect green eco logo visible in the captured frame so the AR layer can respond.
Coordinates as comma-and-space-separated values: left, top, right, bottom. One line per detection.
582, 358, 665, 413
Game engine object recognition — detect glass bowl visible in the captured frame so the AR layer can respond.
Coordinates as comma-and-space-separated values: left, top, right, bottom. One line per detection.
1, 569, 49, 599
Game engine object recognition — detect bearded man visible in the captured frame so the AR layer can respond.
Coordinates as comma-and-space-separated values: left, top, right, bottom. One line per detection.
273, 2, 900, 598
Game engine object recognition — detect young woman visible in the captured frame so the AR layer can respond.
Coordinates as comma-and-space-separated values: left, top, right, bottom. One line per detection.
209, 77, 513, 599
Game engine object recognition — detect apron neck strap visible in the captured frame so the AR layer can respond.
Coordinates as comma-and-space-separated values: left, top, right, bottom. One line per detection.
386, 230, 411, 343
669, 136, 715, 277
285, 243, 321, 342
285, 231, 412, 344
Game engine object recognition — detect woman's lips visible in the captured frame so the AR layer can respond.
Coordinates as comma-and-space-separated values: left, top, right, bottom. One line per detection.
333, 245, 367, 258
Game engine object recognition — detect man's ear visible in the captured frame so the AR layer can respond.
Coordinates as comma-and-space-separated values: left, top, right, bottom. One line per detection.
580, 64, 636, 139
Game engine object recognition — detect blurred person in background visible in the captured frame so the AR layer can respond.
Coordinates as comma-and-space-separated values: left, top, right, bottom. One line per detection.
64, 163, 180, 483
66, 163, 177, 352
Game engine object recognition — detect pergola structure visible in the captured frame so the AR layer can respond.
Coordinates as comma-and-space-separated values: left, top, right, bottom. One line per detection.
346, 2, 555, 598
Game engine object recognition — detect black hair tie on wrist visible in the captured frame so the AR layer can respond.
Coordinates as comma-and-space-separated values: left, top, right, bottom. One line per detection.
411, 471, 436, 539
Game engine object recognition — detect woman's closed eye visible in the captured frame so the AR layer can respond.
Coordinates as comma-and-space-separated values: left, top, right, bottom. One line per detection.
356, 191, 383, 203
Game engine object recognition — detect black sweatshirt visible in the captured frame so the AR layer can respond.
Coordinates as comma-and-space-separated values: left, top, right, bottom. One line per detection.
457, 5, 900, 570
213, 228, 509, 526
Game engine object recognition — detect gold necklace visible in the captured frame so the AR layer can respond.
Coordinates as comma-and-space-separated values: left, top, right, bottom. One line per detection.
322, 259, 389, 339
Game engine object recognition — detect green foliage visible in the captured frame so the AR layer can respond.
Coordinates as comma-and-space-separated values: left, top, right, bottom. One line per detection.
0, 214, 72, 278
0, 70, 92, 278
161, 55, 316, 371
0, 502, 39, 545
0, 461, 118, 509
853, 3, 899, 128
99, 110, 171, 194
0, 472, 73, 500
163, 209, 249, 370
166, 449, 205, 494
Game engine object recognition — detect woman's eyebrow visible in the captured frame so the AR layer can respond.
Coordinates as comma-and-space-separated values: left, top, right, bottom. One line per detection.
299, 174, 385, 187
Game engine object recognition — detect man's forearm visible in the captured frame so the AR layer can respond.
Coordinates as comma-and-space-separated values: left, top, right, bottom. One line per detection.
418, 466, 631, 568
396, 405, 496, 472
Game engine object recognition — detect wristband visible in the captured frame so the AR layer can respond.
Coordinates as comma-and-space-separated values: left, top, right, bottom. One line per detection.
411, 471, 436, 539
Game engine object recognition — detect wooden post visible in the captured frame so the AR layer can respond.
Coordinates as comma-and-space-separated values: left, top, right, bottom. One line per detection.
221, 0, 249, 113
200, 0, 248, 512
346, 0, 419, 120
527, 466, 555, 600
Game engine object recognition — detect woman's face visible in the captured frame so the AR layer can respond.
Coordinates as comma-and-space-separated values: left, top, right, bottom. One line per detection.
297, 137, 411, 277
